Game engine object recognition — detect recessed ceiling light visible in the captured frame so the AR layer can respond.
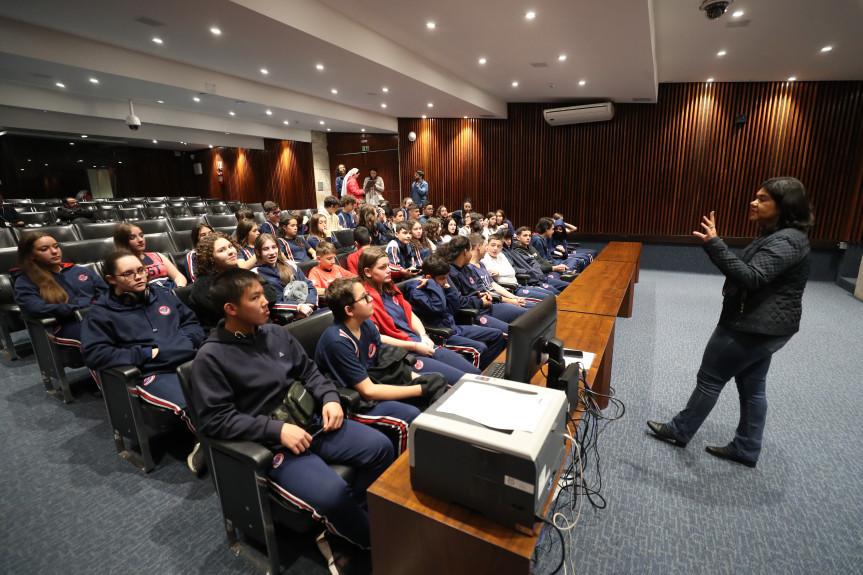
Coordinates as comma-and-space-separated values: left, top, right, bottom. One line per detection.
260, 68, 269, 75
69, 142, 74, 146
512, 81, 519, 87
821, 46, 833, 52
152, 37, 163, 44
45, 163, 49, 166
283, 120, 290, 125
118, 161, 123, 164
89, 78, 99, 84
55, 82, 65, 88
426, 22, 436, 29
361, 128, 366, 132
316, 64, 324, 70
707, 78, 714, 83
209, 145, 213, 148
478, 58, 487, 65
578, 80, 586, 86
152, 140, 158, 144
463, 116, 468, 119
381, 103, 387, 108
193, 96, 200, 102
319, 120, 325, 125
525, 11, 536, 20
427, 103, 434, 108
788, 76, 796, 82
717, 50, 726, 56
558, 54, 567, 61
210, 27, 221, 35
265, 109, 272, 115
326, 128, 331, 131
422, 115, 427, 119
80, 135, 88, 138
732, 10, 743, 17
157, 100, 164, 104
229, 111, 235, 116
382, 87, 389, 93
331, 89, 338, 94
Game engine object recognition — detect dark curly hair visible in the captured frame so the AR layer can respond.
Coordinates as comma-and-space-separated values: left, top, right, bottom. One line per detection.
195, 232, 242, 276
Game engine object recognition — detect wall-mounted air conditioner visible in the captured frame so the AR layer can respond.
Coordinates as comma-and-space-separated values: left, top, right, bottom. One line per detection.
542, 102, 615, 126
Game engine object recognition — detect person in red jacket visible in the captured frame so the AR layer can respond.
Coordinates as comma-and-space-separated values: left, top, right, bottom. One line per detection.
344, 168, 363, 201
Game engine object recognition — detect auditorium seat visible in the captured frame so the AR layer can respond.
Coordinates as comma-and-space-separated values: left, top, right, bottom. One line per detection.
117, 208, 145, 221
244, 202, 264, 213
204, 214, 237, 228
168, 216, 205, 232
143, 206, 169, 219
168, 205, 192, 218
61, 238, 116, 266
74, 222, 118, 240
134, 219, 172, 235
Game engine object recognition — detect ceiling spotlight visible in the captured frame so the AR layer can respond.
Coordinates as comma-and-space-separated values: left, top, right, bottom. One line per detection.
478, 58, 487, 65
81, 135, 88, 138
193, 96, 200, 102
319, 120, 325, 125
382, 87, 389, 92
157, 100, 164, 104
210, 27, 221, 35
283, 120, 290, 125
55, 82, 65, 88
209, 145, 213, 148
331, 89, 338, 94
152, 140, 158, 144
229, 111, 235, 116
265, 109, 272, 115
381, 103, 387, 108
427, 103, 434, 108
717, 50, 726, 56
426, 22, 436, 29
326, 128, 331, 132
69, 142, 74, 145
512, 81, 519, 87
260, 68, 269, 75
361, 128, 366, 132
732, 10, 743, 17
316, 64, 324, 70
89, 78, 99, 84
525, 11, 536, 20
578, 80, 586, 86
422, 115, 427, 119
821, 46, 833, 52
788, 77, 797, 82
558, 54, 567, 61
463, 116, 468, 119
707, 78, 714, 82
152, 37, 163, 44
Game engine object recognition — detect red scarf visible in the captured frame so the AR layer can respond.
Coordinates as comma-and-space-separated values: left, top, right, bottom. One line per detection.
367, 284, 414, 340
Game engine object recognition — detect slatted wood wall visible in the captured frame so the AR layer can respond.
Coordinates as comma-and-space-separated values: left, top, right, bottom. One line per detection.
399, 82, 863, 241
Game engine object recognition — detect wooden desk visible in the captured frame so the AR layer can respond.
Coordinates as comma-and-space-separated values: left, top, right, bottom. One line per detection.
367, 312, 616, 575
557, 260, 636, 318
594, 241, 642, 282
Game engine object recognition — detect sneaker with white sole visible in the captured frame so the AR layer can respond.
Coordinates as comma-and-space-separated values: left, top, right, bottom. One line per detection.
187, 442, 206, 476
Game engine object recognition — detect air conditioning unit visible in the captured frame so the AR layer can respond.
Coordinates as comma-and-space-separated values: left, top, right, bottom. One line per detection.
543, 102, 615, 126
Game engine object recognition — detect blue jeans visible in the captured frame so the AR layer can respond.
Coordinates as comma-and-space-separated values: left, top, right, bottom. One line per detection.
666, 326, 792, 462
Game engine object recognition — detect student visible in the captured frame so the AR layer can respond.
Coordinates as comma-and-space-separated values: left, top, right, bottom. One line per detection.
357, 247, 480, 385
550, 214, 598, 264
440, 217, 458, 243
423, 217, 442, 248
234, 218, 261, 267
322, 195, 343, 233
483, 233, 559, 297
190, 268, 394, 554
385, 222, 421, 279
439, 236, 526, 330
252, 233, 318, 318
495, 209, 516, 240
307, 242, 356, 296
12, 232, 109, 348
277, 213, 315, 262
113, 222, 186, 291
384, 205, 405, 238
513, 226, 570, 282
358, 204, 391, 246
189, 233, 275, 328
504, 232, 570, 292
404, 256, 506, 370
451, 198, 473, 229
419, 201, 434, 224
316, 277, 427, 453
338, 196, 358, 229
468, 233, 548, 308
485, 212, 498, 237
458, 212, 478, 237
531, 217, 584, 272
183, 222, 214, 282
307, 213, 330, 251
408, 219, 432, 262
260, 201, 281, 236
345, 226, 372, 275
81, 251, 205, 471
406, 204, 421, 224
436, 205, 449, 221
0, 194, 24, 228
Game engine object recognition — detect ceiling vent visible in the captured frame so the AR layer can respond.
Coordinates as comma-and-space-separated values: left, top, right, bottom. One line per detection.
530, 62, 549, 68
543, 102, 614, 126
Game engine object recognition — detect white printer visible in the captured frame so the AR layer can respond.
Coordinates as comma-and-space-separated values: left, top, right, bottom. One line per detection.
408, 374, 568, 534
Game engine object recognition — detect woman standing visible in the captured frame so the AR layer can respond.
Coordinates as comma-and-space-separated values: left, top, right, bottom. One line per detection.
362, 167, 385, 206
343, 168, 363, 201
113, 222, 187, 291
648, 177, 813, 467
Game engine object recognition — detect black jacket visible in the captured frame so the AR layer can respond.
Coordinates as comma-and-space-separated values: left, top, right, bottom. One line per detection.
703, 228, 810, 335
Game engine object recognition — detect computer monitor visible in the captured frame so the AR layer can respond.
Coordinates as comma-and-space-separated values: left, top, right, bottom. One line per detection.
503, 296, 564, 384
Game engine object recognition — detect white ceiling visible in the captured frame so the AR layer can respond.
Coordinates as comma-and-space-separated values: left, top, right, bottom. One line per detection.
0, 0, 860, 151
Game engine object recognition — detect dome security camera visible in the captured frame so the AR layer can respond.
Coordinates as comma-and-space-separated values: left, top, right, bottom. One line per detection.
408, 131, 417, 142
126, 100, 141, 131
700, 0, 733, 20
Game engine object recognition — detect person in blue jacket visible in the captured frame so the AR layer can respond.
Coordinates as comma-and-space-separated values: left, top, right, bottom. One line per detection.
81, 251, 205, 430
191, 268, 393, 554
410, 170, 428, 206
404, 256, 506, 370
13, 231, 109, 347
316, 277, 431, 454
277, 213, 315, 263
530, 218, 585, 273
252, 233, 318, 318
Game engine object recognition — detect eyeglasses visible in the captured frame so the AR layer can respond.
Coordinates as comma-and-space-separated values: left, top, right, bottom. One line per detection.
352, 292, 373, 305
269, 209, 281, 215
116, 267, 147, 280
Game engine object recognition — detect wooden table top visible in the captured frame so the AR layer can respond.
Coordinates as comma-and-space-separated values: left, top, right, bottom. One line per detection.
569, 260, 635, 290
594, 241, 642, 263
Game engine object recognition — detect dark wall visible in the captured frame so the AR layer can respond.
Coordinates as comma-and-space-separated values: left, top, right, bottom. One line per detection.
399, 82, 863, 242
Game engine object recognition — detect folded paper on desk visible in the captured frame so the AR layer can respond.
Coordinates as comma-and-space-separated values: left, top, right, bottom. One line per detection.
563, 349, 595, 370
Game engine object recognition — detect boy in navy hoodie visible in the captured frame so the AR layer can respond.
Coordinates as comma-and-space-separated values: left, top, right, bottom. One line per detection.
190, 269, 393, 554
81, 251, 205, 429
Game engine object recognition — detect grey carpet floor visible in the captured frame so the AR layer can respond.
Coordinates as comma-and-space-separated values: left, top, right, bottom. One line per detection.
2, 269, 862, 574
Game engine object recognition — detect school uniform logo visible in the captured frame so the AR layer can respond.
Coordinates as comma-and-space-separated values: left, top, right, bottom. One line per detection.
521, 289, 529, 295
414, 360, 424, 370
468, 277, 475, 284
272, 454, 284, 468
368, 343, 377, 358
78, 274, 88, 281
158, 306, 171, 315
142, 375, 155, 386
479, 316, 488, 325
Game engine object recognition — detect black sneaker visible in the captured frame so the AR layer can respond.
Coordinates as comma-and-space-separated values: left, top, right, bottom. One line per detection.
187, 442, 207, 476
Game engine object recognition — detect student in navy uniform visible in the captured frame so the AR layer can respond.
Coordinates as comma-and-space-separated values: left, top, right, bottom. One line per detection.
191, 268, 393, 555
316, 277, 429, 454
338, 196, 358, 229
502, 232, 570, 292
252, 233, 318, 318
358, 247, 480, 385
494, 209, 516, 240
13, 232, 109, 348
483, 233, 560, 297
307, 214, 330, 252
234, 218, 260, 267
358, 204, 391, 246
404, 256, 505, 370
81, 251, 205, 458
531, 217, 585, 272
183, 222, 214, 282
277, 213, 315, 262
259, 201, 281, 237
513, 226, 572, 284
385, 221, 421, 279
467, 233, 547, 308
113, 222, 187, 291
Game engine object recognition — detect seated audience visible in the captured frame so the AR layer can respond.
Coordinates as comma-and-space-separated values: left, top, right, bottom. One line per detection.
440, 217, 458, 243
495, 209, 516, 239
513, 226, 570, 282
12, 231, 108, 348
307, 213, 330, 251
423, 217, 442, 248
113, 222, 186, 291
232, 207, 255, 238
0, 193, 24, 227
277, 213, 315, 262
358, 247, 480, 384
358, 204, 391, 246
531, 217, 584, 272
190, 268, 393, 556
503, 232, 570, 292
183, 222, 214, 282
408, 219, 433, 262
234, 219, 261, 267
260, 201, 281, 236
483, 233, 560, 296
338, 196, 358, 229
253, 233, 318, 319
322, 195, 343, 233
346, 226, 372, 275
435, 205, 449, 221
56, 197, 95, 224
386, 222, 421, 279
451, 198, 473, 229
419, 201, 434, 224
308, 242, 356, 297
468, 233, 549, 308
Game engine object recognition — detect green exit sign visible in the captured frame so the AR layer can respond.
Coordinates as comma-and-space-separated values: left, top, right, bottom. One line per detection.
361, 145, 370, 152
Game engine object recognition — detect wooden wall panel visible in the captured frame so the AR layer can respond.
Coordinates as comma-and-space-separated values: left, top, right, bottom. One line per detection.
399, 82, 863, 242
